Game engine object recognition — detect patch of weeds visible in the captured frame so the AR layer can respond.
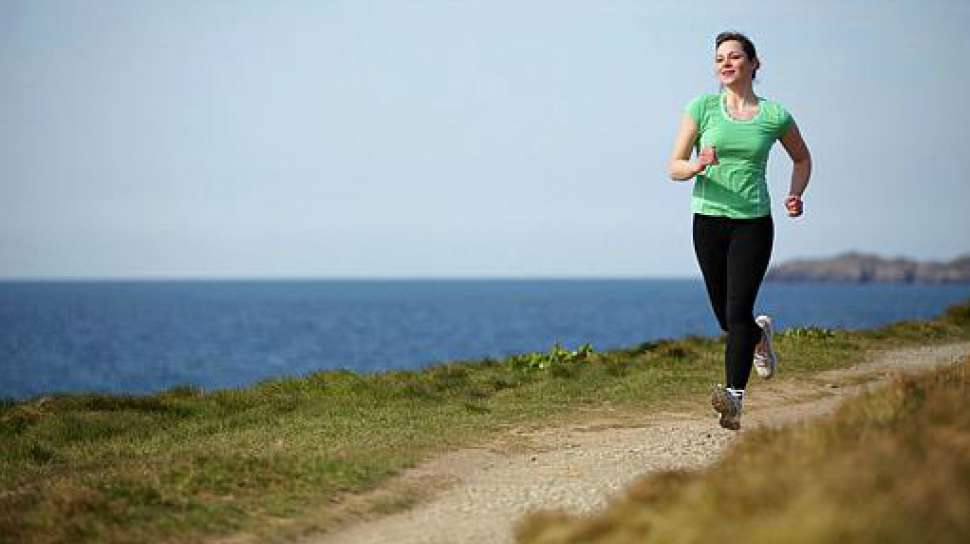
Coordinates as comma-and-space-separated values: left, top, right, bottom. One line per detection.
311, 370, 372, 396
601, 354, 630, 377
48, 413, 135, 444
780, 326, 837, 341
27, 441, 58, 464
463, 402, 491, 415
260, 376, 321, 399
649, 340, 697, 360
161, 385, 206, 399
211, 389, 260, 412
0, 488, 37, 542
487, 376, 516, 392
80, 394, 198, 422
429, 365, 470, 392
1, 405, 47, 434
85, 395, 176, 414
508, 343, 593, 375
397, 379, 440, 401
271, 395, 302, 414
941, 299, 970, 327
464, 386, 492, 400
631, 340, 661, 355
96, 479, 165, 510
877, 320, 952, 341
682, 334, 719, 348
471, 357, 501, 368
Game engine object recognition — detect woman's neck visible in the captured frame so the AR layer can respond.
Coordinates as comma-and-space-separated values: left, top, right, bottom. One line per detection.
722, 84, 758, 109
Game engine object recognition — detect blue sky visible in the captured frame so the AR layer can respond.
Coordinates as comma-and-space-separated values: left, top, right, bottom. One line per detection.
3, 0, 968, 279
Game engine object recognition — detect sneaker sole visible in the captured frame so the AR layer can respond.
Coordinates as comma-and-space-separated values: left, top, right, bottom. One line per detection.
711, 387, 741, 430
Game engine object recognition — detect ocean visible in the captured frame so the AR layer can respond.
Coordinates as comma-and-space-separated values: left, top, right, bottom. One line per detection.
2, 279, 969, 400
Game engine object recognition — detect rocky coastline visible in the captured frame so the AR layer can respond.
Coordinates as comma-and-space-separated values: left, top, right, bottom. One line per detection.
765, 252, 970, 283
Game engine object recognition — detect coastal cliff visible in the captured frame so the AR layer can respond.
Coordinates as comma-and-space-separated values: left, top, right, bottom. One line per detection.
765, 252, 970, 283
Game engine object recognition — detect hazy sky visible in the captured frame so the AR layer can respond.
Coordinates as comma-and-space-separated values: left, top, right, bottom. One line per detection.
3, 0, 969, 279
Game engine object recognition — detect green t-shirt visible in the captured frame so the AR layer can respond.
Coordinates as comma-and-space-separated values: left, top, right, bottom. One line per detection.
684, 92, 793, 218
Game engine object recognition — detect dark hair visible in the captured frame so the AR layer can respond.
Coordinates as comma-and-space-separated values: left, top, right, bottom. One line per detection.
715, 31, 759, 81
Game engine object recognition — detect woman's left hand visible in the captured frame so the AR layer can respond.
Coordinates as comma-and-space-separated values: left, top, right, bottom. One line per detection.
785, 195, 803, 217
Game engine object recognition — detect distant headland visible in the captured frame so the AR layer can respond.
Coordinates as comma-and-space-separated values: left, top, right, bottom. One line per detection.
765, 252, 970, 283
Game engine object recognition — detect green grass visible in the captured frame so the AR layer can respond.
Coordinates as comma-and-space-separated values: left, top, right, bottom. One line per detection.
2, 299, 969, 543
517, 337, 970, 544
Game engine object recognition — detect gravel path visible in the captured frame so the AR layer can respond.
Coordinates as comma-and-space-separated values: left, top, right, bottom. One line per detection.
309, 342, 970, 544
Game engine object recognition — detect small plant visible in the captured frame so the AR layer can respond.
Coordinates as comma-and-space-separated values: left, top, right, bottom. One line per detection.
781, 326, 836, 340
508, 343, 594, 374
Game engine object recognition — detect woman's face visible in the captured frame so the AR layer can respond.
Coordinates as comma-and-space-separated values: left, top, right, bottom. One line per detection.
715, 40, 757, 86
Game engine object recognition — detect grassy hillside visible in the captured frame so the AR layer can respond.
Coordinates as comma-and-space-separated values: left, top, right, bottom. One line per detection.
2, 301, 969, 543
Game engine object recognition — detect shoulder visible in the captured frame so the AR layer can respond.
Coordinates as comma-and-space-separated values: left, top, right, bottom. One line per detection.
758, 96, 794, 134
757, 97, 793, 121
683, 93, 719, 123
685, 93, 720, 110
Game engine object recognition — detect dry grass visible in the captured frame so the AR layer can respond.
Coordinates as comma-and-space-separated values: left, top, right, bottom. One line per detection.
517, 356, 970, 544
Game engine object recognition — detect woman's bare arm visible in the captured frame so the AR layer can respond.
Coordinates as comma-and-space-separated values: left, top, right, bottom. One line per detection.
669, 114, 718, 181
779, 120, 811, 198
668, 114, 706, 181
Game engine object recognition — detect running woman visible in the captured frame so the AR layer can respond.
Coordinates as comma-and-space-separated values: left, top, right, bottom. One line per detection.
668, 31, 812, 430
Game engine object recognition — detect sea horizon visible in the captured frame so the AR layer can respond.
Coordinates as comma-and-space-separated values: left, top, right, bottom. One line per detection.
0, 275, 701, 283
3, 279, 969, 401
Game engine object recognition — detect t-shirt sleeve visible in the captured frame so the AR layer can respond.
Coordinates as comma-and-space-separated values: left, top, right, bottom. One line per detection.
683, 94, 707, 126
777, 106, 794, 138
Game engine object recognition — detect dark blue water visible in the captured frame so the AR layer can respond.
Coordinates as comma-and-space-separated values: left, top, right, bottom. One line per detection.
2, 280, 968, 400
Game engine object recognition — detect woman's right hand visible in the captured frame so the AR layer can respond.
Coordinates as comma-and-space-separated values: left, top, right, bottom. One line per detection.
785, 195, 804, 217
695, 146, 718, 174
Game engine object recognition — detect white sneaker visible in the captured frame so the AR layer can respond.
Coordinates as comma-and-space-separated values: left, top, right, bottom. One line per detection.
711, 385, 742, 430
754, 315, 777, 379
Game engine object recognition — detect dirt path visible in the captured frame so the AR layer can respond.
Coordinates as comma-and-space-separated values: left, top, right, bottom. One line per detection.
308, 342, 970, 544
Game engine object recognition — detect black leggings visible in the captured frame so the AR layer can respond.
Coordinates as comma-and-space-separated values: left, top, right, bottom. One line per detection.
692, 213, 774, 391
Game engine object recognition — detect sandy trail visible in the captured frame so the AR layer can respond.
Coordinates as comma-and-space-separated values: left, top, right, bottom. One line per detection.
308, 342, 970, 544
